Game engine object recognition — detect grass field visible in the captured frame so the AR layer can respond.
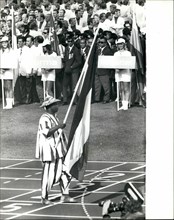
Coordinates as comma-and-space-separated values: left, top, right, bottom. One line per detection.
0, 101, 145, 162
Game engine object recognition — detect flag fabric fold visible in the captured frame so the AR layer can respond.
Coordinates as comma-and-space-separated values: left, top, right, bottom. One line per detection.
130, 13, 145, 75
63, 35, 98, 181
49, 13, 60, 55
129, 13, 146, 106
11, 6, 18, 87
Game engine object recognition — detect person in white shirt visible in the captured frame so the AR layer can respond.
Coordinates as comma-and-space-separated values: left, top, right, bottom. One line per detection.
41, 40, 57, 98
110, 8, 125, 37
114, 38, 131, 110
0, 36, 14, 109
25, 35, 40, 103
120, 0, 131, 22
37, 13, 47, 33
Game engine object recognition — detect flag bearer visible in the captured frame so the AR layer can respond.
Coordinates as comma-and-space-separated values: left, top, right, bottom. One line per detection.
36, 96, 76, 204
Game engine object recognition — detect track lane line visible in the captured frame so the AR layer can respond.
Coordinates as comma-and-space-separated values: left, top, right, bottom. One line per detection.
0, 159, 34, 170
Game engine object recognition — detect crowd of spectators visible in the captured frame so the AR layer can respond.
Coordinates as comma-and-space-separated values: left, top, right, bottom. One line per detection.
0, 0, 146, 109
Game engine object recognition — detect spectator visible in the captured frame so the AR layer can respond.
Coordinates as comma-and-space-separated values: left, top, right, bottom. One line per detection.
15, 35, 29, 104
25, 35, 40, 103
80, 36, 90, 64
41, 40, 57, 97
114, 38, 131, 110
0, 36, 14, 109
111, 8, 125, 37
37, 13, 47, 32
62, 34, 82, 105
95, 36, 113, 104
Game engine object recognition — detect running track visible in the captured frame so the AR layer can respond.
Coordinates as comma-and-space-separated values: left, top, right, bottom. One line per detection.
0, 159, 145, 219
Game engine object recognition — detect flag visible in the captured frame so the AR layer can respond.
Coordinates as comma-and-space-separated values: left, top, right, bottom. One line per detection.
11, 7, 17, 51
49, 13, 60, 55
129, 13, 146, 106
130, 13, 145, 75
11, 6, 18, 88
63, 34, 98, 182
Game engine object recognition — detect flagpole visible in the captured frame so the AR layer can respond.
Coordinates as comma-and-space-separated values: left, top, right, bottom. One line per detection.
63, 26, 100, 124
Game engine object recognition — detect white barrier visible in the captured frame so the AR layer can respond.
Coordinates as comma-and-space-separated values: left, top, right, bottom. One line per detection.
98, 55, 136, 111
98, 56, 136, 69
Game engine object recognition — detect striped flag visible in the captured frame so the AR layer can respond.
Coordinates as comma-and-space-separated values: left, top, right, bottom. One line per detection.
129, 13, 146, 106
11, 6, 18, 89
49, 13, 60, 55
130, 13, 145, 75
63, 33, 98, 182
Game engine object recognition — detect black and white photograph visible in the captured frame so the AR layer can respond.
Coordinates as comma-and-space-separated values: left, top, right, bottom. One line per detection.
0, 0, 173, 219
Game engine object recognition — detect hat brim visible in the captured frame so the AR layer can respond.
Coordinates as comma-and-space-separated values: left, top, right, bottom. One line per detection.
40, 99, 61, 108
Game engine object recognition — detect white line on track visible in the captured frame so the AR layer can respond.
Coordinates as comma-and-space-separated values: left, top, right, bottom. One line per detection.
88, 161, 145, 164
0, 158, 145, 164
34, 172, 42, 175
24, 175, 32, 178
0, 159, 34, 170
131, 165, 146, 171
3, 181, 11, 184
2, 213, 111, 219
0, 177, 40, 181
86, 170, 145, 173
1, 168, 42, 170
0, 189, 39, 203
0, 199, 100, 205
84, 162, 127, 177
0, 188, 40, 191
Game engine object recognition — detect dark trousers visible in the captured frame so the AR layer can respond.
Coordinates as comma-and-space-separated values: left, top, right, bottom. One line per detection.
62, 72, 79, 103
14, 75, 40, 104
95, 74, 110, 102
55, 69, 63, 100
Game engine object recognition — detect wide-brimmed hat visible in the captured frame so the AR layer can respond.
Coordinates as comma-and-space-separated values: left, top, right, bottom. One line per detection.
40, 96, 61, 108
0, 36, 8, 42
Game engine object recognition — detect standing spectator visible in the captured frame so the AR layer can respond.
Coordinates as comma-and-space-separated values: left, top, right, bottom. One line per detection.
86, 5, 94, 22
111, 8, 125, 37
41, 40, 57, 98
95, 36, 113, 104
15, 35, 29, 104
92, 14, 100, 33
21, 13, 28, 25
18, 23, 29, 37
37, 13, 47, 32
120, 0, 131, 22
73, 29, 81, 49
42, 27, 49, 41
0, 36, 14, 109
25, 35, 40, 103
36, 96, 76, 204
62, 35, 82, 105
114, 38, 131, 110
75, 9, 87, 32
52, 8, 59, 21
80, 36, 90, 65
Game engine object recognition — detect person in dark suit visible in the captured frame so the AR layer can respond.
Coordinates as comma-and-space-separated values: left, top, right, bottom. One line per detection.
79, 36, 90, 65
95, 36, 113, 104
62, 34, 82, 105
